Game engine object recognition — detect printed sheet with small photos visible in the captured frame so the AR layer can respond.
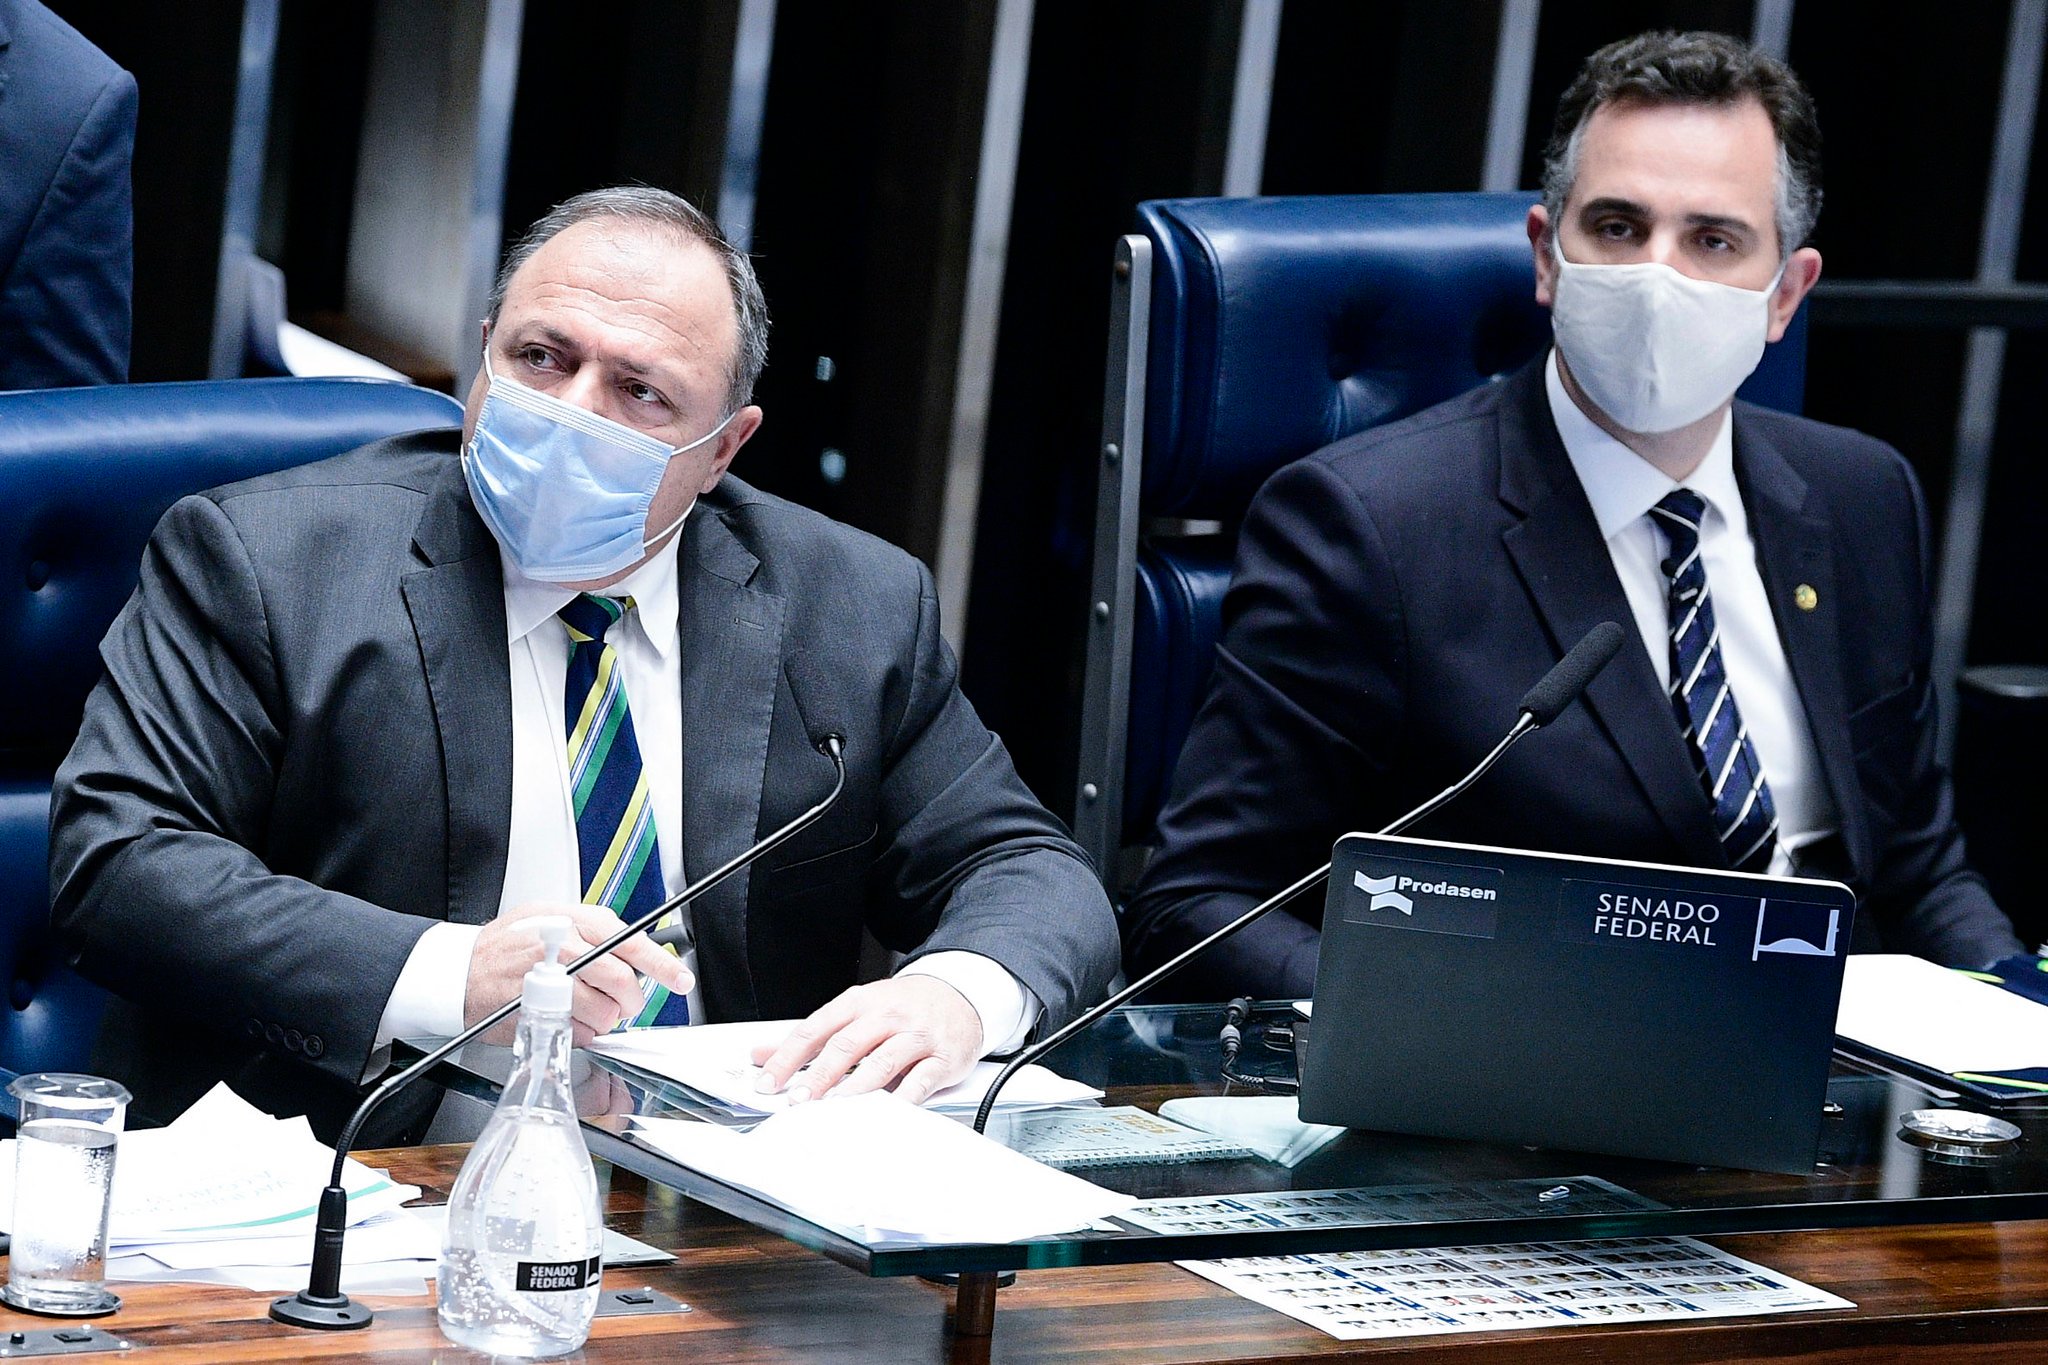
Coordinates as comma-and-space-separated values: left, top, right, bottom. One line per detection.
1179, 1236, 1852, 1340
1119, 1175, 1659, 1236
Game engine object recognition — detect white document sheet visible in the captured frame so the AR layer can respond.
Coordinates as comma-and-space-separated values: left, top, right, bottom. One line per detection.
141, 1207, 438, 1270
589, 1019, 1102, 1115
1835, 954, 2048, 1074
107, 1250, 429, 1297
1156, 1097, 1345, 1168
628, 1091, 1136, 1244
0, 1083, 414, 1245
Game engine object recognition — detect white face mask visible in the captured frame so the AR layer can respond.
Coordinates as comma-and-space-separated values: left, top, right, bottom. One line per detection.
1548, 236, 1784, 434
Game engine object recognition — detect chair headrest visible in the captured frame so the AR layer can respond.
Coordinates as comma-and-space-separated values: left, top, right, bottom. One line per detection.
1135, 193, 1806, 521
0, 377, 463, 763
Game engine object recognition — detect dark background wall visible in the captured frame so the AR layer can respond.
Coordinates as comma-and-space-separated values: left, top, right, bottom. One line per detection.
51, 0, 2048, 833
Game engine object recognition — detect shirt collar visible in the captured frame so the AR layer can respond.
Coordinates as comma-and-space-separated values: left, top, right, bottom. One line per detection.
501, 514, 687, 659
1544, 347, 1744, 541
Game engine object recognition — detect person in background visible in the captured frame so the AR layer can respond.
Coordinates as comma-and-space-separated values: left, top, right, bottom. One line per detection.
0, 0, 135, 389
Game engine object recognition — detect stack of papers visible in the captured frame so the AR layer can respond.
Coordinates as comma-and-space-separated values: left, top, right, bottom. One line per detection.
629, 1091, 1136, 1244
0, 1085, 433, 1295
590, 1020, 1103, 1116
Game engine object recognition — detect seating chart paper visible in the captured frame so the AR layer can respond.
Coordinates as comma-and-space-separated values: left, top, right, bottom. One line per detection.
1119, 1176, 1660, 1236
1180, 1236, 1852, 1339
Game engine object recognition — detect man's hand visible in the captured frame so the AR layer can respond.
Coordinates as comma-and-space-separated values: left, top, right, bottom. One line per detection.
466, 902, 693, 1046
749, 977, 984, 1105
574, 1064, 638, 1119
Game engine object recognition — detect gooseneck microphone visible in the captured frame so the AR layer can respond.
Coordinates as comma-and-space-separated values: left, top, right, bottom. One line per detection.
1518, 621, 1625, 727
970, 622, 1627, 1134
1384, 619, 1627, 837
271, 707, 850, 1330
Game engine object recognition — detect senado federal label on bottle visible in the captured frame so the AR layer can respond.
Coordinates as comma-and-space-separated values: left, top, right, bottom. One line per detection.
514, 1256, 601, 1293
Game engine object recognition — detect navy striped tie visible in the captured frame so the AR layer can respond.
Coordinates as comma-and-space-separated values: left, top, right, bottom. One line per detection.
1650, 490, 1779, 873
559, 593, 689, 1027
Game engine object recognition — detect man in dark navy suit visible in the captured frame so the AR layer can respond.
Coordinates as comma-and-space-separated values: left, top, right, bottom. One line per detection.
1124, 31, 2024, 1000
0, 0, 135, 389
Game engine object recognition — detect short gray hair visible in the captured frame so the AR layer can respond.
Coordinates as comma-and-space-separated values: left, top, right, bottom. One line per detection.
487, 186, 770, 411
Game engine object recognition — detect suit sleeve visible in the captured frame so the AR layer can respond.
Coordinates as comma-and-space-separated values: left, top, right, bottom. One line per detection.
0, 65, 135, 388
861, 560, 1119, 1034
1124, 457, 1407, 1000
49, 495, 436, 1085
1858, 451, 2023, 966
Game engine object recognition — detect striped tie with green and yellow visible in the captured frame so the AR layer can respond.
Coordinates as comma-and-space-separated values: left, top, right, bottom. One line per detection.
559, 593, 689, 1027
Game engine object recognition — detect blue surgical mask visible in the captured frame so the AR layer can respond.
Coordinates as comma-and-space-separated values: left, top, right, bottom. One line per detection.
462, 352, 736, 582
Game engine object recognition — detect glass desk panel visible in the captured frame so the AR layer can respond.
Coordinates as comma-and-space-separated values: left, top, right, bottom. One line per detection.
405, 1001, 2048, 1277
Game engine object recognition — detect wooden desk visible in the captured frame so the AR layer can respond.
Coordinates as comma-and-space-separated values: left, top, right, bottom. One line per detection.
9, 1145, 2047, 1363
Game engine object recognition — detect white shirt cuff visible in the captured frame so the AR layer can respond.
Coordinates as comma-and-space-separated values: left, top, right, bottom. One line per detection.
896, 951, 1041, 1056
375, 921, 483, 1049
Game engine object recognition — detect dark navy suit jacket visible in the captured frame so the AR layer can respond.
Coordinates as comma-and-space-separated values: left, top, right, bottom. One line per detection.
0, 0, 135, 389
1125, 358, 2021, 1000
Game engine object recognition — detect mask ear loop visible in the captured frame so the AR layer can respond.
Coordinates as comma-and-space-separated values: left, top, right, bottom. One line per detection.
637, 409, 740, 552
641, 503, 694, 552
1760, 257, 1791, 318
463, 329, 500, 465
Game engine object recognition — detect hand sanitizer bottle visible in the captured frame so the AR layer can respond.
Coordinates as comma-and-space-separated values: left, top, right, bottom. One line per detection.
438, 917, 603, 1357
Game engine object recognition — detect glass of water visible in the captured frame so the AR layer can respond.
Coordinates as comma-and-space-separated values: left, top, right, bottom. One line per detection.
3, 1074, 129, 1317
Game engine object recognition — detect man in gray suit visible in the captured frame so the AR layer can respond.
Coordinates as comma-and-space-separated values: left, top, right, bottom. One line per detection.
50, 187, 1117, 1139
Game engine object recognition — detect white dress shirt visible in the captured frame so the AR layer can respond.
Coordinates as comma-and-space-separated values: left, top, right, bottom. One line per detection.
1545, 350, 1836, 874
375, 515, 1039, 1053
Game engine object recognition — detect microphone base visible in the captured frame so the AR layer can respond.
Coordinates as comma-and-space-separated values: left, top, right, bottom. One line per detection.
269, 1289, 373, 1330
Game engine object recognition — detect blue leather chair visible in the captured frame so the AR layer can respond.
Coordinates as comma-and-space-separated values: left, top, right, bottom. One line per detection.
0, 377, 464, 1090
1072, 193, 1808, 888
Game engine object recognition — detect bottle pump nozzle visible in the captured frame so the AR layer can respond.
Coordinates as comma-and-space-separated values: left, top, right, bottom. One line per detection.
522, 916, 575, 1013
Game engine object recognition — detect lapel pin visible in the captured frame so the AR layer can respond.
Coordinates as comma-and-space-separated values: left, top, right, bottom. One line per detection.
1794, 584, 1819, 612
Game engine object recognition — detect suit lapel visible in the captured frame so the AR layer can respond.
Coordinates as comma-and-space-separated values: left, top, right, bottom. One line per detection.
400, 464, 513, 927
677, 490, 787, 1021
1495, 363, 1727, 866
1733, 410, 1866, 877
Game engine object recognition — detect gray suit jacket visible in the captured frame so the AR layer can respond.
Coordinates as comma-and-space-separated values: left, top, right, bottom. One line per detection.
50, 430, 1117, 1137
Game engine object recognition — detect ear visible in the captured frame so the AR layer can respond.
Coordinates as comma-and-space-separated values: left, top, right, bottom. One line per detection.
1528, 205, 1558, 308
460, 339, 492, 443
700, 405, 764, 493
1767, 247, 1822, 344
